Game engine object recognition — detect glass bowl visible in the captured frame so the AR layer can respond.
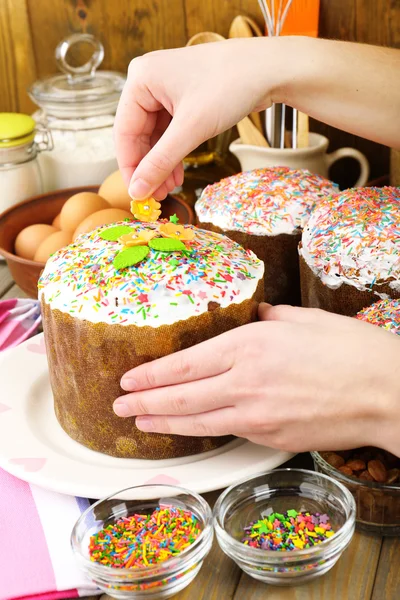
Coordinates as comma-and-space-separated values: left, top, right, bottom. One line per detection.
213, 468, 355, 586
312, 451, 400, 536
71, 484, 213, 599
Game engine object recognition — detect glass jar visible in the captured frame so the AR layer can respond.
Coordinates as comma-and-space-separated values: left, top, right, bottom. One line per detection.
29, 34, 126, 192
0, 113, 52, 213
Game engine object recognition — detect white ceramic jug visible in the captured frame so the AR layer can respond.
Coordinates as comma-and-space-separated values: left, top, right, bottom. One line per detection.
230, 133, 370, 187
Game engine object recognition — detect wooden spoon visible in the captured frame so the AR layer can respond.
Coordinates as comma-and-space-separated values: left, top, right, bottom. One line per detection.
186, 31, 225, 45
237, 116, 269, 147
229, 15, 263, 38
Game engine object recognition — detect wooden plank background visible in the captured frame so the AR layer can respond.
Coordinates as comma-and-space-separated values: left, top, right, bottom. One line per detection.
0, 0, 399, 185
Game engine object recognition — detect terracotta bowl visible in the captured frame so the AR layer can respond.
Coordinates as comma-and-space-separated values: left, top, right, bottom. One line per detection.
0, 186, 194, 299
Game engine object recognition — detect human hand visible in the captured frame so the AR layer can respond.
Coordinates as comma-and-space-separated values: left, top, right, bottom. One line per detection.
114, 37, 279, 200
114, 304, 400, 456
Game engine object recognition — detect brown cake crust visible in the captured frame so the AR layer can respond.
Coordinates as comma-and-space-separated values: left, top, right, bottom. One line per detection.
197, 221, 301, 306
299, 254, 400, 316
41, 279, 263, 459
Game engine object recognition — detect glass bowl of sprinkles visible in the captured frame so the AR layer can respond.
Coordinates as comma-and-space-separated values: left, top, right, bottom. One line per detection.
71, 484, 213, 598
213, 468, 355, 586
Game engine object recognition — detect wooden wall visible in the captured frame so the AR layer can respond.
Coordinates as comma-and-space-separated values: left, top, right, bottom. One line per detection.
1, 0, 399, 184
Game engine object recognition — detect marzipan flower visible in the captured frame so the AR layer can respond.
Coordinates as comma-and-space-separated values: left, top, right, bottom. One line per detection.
130, 198, 161, 222
119, 230, 157, 247
159, 222, 195, 241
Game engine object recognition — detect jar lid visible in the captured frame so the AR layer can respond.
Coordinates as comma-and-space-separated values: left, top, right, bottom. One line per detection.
0, 113, 36, 147
28, 34, 126, 118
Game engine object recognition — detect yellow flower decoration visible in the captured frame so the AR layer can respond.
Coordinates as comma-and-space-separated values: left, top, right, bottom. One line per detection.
159, 222, 195, 241
119, 230, 157, 247
130, 198, 161, 222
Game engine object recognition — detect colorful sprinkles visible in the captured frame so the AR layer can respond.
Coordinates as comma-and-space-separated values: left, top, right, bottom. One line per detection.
241, 510, 335, 551
195, 167, 339, 236
356, 299, 400, 335
38, 221, 264, 326
89, 506, 202, 568
301, 186, 400, 290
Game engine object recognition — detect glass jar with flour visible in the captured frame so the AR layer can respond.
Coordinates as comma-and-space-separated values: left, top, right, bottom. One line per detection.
29, 34, 126, 192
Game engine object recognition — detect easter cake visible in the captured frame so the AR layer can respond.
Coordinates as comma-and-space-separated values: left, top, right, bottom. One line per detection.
356, 298, 400, 335
195, 167, 338, 305
38, 199, 264, 459
300, 187, 400, 316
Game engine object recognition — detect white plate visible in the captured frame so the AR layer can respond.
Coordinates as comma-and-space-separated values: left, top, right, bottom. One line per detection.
0, 334, 293, 498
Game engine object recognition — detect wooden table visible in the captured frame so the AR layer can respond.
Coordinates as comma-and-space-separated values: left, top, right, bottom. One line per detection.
1, 263, 399, 600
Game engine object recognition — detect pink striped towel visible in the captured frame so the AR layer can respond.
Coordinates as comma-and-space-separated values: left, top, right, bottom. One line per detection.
0, 468, 100, 600
0, 299, 41, 351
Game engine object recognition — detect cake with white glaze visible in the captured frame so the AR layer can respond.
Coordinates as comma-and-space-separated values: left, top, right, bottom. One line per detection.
356, 299, 400, 336
300, 186, 400, 316
195, 166, 338, 305
39, 218, 264, 459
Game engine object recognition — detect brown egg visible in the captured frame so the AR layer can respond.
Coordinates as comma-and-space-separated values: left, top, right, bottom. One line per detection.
99, 170, 132, 211
15, 224, 58, 260
34, 230, 72, 263
52, 213, 61, 229
73, 208, 133, 241
59, 192, 109, 233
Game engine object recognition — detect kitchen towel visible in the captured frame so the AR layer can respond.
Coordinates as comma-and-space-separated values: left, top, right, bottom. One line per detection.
0, 467, 99, 600
0, 299, 42, 352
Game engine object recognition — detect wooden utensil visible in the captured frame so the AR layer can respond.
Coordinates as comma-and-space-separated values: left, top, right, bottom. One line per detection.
186, 32, 225, 45
237, 116, 269, 147
229, 15, 263, 38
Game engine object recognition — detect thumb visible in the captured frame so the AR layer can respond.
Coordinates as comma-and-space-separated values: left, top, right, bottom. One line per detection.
129, 115, 201, 199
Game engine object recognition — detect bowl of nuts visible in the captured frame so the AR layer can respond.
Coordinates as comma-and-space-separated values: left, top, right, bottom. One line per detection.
311, 448, 400, 536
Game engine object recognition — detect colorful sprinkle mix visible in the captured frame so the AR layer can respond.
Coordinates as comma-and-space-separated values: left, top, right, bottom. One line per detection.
356, 299, 400, 335
241, 510, 336, 551
89, 507, 202, 568
38, 221, 264, 327
195, 167, 338, 235
301, 186, 400, 291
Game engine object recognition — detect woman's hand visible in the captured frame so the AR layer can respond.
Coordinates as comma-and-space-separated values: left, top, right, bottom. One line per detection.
114, 38, 400, 201
113, 37, 280, 200
114, 304, 400, 456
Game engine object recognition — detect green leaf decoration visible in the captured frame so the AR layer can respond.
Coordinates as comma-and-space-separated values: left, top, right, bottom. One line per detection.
169, 213, 179, 224
99, 225, 134, 241
149, 238, 187, 252
113, 246, 149, 270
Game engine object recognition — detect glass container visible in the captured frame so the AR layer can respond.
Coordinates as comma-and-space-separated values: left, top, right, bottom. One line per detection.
214, 468, 355, 586
0, 112, 52, 213
312, 451, 400, 536
71, 484, 213, 599
29, 33, 125, 191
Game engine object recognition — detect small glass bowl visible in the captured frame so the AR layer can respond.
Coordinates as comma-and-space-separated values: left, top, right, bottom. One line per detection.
213, 468, 355, 586
312, 451, 400, 536
71, 484, 213, 599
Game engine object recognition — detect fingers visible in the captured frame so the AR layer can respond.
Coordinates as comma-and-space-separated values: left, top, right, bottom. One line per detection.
135, 407, 238, 437
114, 79, 161, 188
259, 303, 351, 325
114, 373, 232, 418
128, 115, 201, 199
120, 333, 235, 392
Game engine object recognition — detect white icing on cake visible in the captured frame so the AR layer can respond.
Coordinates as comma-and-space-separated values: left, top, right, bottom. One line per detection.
38, 221, 264, 326
300, 187, 400, 291
195, 167, 338, 236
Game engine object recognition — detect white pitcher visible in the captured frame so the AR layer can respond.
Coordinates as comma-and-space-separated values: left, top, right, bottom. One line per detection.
229, 132, 370, 187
